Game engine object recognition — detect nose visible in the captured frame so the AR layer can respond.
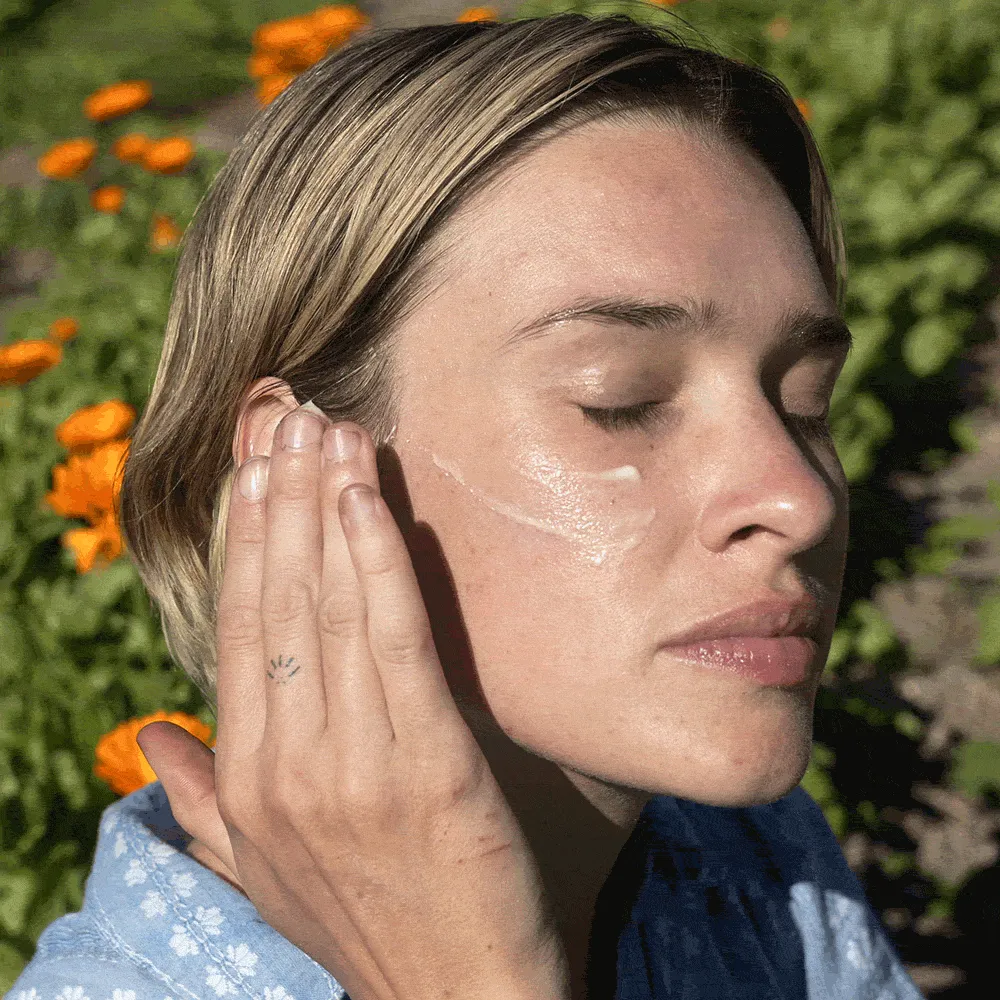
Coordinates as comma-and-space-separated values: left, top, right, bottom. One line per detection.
692, 394, 844, 558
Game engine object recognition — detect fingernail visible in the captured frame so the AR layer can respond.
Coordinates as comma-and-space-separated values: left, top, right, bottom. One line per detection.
282, 409, 324, 450
238, 456, 269, 501
324, 426, 361, 463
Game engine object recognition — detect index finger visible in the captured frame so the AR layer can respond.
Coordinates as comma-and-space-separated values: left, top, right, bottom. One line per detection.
214, 456, 269, 762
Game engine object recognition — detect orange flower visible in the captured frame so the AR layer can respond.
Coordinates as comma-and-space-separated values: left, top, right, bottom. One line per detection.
256, 73, 296, 106
46, 438, 130, 524
47, 317, 79, 344
311, 4, 370, 44
61, 506, 124, 573
83, 80, 153, 122
252, 14, 319, 54
795, 97, 813, 122
150, 213, 182, 251
456, 6, 499, 21
247, 51, 283, 80
56, 400, 136, 451
142, 136, 194, 175
37, 138, 97, 180
91, 184, 126, 213
94, 710, 215, 796
112, 132, 151, 164
0, 339, 61, 386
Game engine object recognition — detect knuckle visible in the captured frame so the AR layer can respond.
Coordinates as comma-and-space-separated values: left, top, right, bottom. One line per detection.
373, 620, 435, 667
261, 576, 318, 630
216, 601, 260, 649
317, 593, 364, 641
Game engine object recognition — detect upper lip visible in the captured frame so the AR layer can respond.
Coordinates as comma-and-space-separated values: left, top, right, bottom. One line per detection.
661, 594, 820, 646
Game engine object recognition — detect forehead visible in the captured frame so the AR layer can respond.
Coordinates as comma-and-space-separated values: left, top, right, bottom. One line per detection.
420, 123, 827, 351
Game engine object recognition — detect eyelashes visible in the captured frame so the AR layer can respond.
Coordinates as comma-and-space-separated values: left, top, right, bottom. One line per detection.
580, 402, 834, 437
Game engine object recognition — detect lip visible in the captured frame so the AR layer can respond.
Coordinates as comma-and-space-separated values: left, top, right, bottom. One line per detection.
657, 594, 822, 687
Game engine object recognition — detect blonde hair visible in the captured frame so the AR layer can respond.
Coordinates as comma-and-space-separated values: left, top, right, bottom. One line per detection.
118, 5, 846, 713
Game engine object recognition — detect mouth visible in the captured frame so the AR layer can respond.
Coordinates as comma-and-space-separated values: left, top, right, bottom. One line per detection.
657, 594, 823, 687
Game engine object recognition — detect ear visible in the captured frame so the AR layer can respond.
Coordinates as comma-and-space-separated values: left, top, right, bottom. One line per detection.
232, 377, 301, 466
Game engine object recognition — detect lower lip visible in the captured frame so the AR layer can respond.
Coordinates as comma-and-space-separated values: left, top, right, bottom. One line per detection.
662, 636, 818, 686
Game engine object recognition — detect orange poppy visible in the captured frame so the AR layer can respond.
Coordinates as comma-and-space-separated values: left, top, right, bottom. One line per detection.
56, 400, 136, 451
150, 213, 182, 251
252, 14, 318, 54
37, 138, 97, 180
61, 506, 124, 573
94, 710, 216, 796
83, 80, 153, 122
456, 6, 499, 21
142, 137, 194, 175
47, 317, 80, 344
112, 133, 151, 164
795, 97, 813, 122
247, 51, 282, 80
91, 184, 126, 213
0, 339, 61, 386
311, 5, 370, 44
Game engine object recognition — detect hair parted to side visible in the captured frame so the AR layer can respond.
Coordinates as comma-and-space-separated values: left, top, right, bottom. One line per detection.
118, 2, 847, 714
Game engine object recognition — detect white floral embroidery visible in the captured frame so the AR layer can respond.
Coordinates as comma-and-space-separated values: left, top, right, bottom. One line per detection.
140, 890, 167, 918
147, 841, 177, 866
56, 989, 89, 1000
226, 941, 259, 977
264, 987, 295, 1000
14, 989, 39, 1000
171, 871, 198, 897
194, 904, 225, 935
204, 965, 238, 996
168, 924, 199, 957
825, 890, 875, 973
109, 991, 137, 1000
100, 813, 119, 836
113, 832, 127, 858
123, 859, 148, 886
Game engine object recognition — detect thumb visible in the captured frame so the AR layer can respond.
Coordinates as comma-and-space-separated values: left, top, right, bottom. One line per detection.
136, 721, 239, 879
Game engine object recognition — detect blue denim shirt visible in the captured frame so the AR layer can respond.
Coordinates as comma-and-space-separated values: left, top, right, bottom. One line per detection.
6, 780, 923, 999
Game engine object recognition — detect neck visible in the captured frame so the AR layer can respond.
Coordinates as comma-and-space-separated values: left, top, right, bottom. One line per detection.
460, 705, 650, 1000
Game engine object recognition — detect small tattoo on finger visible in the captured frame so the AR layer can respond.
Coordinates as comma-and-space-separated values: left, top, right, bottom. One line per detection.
267, 654, 301, 685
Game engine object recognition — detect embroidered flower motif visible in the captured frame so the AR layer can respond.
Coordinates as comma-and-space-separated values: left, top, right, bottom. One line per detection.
113, 832, 127, 858
204, 966, 238, 996
226, 942, 259, 976
140, 890, 167, 918
56, 989, 89, 1000
109, 991, 138, 1000
124, 858, 148, 886
100, 813, 119, 836
171, 871, 197, 897
826, 891, 875, 973
194, 905, 225, 935
264, 987, 296, 1000
148, 841, 177, 866
168, 924, 199, 957
14, 989, 39, 999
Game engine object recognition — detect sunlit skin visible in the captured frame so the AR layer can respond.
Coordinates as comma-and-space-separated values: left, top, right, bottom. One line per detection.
189, 120, 851, 994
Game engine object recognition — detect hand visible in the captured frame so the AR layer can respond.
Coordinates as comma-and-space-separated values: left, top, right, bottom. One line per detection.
136, 405, 570, 1000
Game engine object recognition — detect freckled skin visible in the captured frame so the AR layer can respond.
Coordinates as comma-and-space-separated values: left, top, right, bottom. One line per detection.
389, 121, 848, 813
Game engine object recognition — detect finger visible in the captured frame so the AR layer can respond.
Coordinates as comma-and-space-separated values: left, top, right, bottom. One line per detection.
215, 456, 269, 763
137, 721, 239, 879
260, 407, 328, 750
339, 479, 465, 750
318, 424, 394, 754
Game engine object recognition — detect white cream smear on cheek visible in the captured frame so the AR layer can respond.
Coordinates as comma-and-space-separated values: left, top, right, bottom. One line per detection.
386, 424, 655, 567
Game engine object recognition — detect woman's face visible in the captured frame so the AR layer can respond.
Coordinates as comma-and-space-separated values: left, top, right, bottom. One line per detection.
383, 121, 850, 809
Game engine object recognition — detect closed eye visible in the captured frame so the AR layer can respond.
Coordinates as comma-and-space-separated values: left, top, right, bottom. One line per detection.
582, 402, 834, 437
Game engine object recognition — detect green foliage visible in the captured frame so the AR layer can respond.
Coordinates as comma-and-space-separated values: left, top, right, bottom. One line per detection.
0, 0, 998, 988
949, 741, 1000, 800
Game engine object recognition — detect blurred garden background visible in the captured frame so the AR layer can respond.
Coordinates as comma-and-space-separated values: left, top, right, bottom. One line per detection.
1, 0, 999, 995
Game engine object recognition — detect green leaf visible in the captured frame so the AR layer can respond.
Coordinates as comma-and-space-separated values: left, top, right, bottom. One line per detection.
903, 315, 961, 376
949, 741, 1000, 799
0, 868, 37, 935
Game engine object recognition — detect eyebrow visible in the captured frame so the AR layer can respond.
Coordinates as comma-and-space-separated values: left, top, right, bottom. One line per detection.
499, 294, 853, 358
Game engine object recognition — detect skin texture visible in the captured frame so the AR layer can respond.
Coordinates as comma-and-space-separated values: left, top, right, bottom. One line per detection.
188, 121, 851, 993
